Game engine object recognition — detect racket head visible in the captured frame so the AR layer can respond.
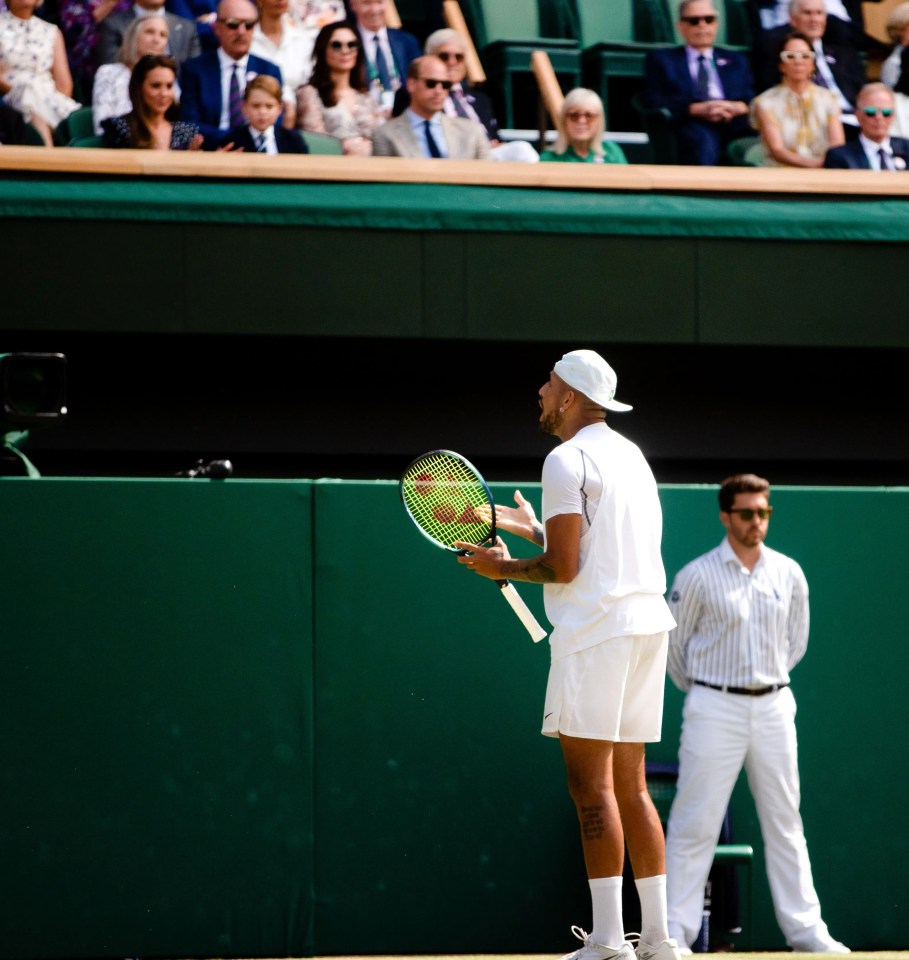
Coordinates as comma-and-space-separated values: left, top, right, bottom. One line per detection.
400, 449, 496, 552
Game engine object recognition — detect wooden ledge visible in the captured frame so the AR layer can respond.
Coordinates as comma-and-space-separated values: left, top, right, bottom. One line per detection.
2, 144, 909, 197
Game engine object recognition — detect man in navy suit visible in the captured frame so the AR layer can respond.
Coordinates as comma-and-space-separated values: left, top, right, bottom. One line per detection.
349, 0, 420, 110
825, 82, 909, 168
179, 0, 282, 148
643, 0, 754, 165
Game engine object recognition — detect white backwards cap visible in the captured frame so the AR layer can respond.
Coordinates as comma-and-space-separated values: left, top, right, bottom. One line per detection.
553, 349, 632, 413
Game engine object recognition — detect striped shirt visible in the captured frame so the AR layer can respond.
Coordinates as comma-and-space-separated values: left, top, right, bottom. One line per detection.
666, 538, 809, 691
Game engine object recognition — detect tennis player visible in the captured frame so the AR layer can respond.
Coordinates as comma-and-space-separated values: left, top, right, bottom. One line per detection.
455, 349, 680, 960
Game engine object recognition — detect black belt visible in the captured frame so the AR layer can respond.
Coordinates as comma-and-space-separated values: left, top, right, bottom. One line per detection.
693, 680, 789, 697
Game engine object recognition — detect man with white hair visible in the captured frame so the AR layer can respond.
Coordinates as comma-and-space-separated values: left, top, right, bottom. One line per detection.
824, 81, 909, 167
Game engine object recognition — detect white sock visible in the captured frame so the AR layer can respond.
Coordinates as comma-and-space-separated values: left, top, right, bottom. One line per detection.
635, 874, 669, 946
589, 876, 625, 948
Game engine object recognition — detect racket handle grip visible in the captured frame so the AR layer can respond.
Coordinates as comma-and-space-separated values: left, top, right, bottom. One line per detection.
497, 580, 548, 643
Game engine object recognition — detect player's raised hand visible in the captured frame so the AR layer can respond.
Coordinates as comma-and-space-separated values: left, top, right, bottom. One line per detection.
492, 490, 542, 543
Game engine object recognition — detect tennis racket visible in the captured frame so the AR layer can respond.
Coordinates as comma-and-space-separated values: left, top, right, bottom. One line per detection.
400, 449, 547, 643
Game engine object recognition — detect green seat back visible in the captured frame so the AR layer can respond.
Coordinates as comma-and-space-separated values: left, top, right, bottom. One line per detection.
474, 0, 541, 43
69, 135, 105, 147
65, 107, 96, 142
302, 130, 344, 155
574, 0, 633, 46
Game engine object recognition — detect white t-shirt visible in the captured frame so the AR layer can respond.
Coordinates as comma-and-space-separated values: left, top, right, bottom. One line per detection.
541, 422, 676, 660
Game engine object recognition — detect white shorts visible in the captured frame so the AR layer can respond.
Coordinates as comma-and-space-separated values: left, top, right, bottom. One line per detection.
541, 632, 669, 742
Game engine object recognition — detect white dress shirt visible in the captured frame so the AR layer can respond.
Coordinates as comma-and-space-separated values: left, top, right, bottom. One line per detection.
859, 133, 898, 169
250, 18, 314, 104
667, 537, 810, 691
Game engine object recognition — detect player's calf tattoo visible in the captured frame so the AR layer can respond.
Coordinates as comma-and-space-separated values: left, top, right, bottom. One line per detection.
581, 804, 605, 841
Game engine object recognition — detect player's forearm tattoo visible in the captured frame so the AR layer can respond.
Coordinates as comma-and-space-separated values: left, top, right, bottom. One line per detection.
504, 555, 557, 583
581, 804, 605, 842
530, 521, 545, 546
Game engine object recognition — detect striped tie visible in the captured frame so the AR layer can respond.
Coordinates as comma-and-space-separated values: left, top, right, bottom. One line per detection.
228, 65, 243, 128
255, 132, 267, 153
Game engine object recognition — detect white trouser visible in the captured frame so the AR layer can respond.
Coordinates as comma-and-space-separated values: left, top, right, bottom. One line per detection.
665, 684, 834, 951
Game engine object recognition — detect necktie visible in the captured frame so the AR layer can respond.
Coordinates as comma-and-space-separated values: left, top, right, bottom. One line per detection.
878, 147, 891, 171
696, 54, 710, 100
424, 120, 442, 158
228, 65, 243, 128
451, 87, 470, 119
374, 35, 393, 90
255, 132, 267, 153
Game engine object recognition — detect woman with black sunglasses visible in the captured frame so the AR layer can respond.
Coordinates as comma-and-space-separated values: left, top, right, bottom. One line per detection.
296, 19, 384, 154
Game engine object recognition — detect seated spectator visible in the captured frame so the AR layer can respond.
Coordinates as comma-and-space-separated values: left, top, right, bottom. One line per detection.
824, 81, 909, 168
296, 20, 383, 155
643, 0, 754, 165
753, 0, 865, 129
892, 48, 909, 136
251, 0, 315, 127
101, 52, 202, 146
349, 0, 419, 111
289, 0, 343, 31
746, 0, 886, 55
881, 1, 909, 89
59, 0, 132, 96
372, 54, 489, 158
92, 13, 172, 132
219, 71, 306, 149
96, 0, 199, 71
751, 30, 844, 166
0, 0, 81, 146
179, 0, 282, 148
393, 28, 538, 163
539, 88, 627, 164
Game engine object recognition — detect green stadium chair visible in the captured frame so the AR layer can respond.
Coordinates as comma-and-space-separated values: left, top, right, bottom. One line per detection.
631, 90, 678, 163
22, 122, 46, 146
460, 0, 580, 129
646, 762, 754, 951
59, 106, 96, 145
301, 130, 344, 154
68, 135, 105, 148
573, 0, 674, 130
727, 136, 763, 166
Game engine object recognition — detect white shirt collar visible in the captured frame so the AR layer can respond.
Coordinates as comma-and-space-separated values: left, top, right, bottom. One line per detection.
217, 47, 249, 71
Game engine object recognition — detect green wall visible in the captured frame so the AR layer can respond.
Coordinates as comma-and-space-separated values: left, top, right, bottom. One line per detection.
2, 478, 906, 957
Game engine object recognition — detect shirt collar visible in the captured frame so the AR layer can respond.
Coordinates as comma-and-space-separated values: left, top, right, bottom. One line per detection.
686, 45, 714, 61
218, 47, 249, 70
860, 132, 891, 155
720, 536, 763, 570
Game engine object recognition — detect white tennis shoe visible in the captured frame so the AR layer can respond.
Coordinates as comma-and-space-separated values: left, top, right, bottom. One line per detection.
634, 937, 684, 960
558, 925, 638, 960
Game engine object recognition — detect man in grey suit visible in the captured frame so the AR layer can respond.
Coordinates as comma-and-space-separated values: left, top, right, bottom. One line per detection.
372, 56, 490, 159
97, 0, 200, 69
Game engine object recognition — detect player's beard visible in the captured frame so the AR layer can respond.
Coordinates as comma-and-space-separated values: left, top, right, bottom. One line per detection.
539, 408, 562, 436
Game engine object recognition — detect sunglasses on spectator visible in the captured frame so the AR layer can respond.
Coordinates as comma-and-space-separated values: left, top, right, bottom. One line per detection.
779, 50, 815, 61
727, 507, 774, 520
862, 106, 894, 117
681, 14, 717, 25
566, 110, 597, 121
329, 39, 359, 50
437, 51, 465, 63
219, 17, 257, 29
418, 77, 454, 90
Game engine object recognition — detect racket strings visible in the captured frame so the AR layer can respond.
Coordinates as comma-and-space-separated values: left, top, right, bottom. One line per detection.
401, 452, 493, 549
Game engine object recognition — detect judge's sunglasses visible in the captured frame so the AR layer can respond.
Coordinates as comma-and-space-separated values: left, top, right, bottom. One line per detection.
862, 106, 894, 117
681, 14, 716, 24
727, 507, 774, 520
